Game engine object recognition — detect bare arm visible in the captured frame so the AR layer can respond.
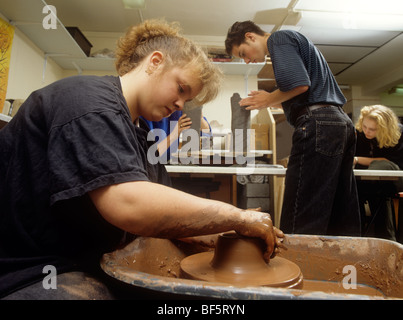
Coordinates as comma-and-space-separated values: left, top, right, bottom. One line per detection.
155, 114, 192, 155
89, 180, 283, 261
239, 86, 309, 110
354, 156, 388, 167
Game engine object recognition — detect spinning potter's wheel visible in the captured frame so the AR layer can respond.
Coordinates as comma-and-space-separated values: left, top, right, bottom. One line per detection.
180, 232, 303, 288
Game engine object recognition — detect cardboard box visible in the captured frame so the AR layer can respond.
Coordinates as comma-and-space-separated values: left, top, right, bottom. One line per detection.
241, 182, 270, 198
238, 182, 270, 211
239, 197, 271, 212
251, 123, 269, 150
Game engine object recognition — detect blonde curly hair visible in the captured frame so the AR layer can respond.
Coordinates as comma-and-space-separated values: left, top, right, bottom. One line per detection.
115, 19, 222, 105
356, 105, 401, 148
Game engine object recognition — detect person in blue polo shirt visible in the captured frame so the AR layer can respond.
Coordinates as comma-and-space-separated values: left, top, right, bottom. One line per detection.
225, 21, 360, 236
142, 111, 190, 161
142, 111, 212, 161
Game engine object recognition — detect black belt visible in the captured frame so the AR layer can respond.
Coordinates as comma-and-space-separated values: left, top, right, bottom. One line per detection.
297, 104, 337, 118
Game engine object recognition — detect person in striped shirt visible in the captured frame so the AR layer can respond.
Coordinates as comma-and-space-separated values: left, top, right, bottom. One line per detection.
225, 21, 360, 237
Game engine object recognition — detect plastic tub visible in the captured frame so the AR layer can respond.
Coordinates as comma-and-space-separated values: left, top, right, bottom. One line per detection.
100, 234, 403, 300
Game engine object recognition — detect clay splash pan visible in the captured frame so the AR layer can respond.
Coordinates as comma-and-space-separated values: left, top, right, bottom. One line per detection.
100, 234, 403, 300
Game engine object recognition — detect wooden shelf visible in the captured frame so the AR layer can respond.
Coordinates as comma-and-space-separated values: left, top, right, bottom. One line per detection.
53, 60, 264, 76
258, 62, 275, 79
258, 79, 277, 92
53, 57, 116, 72
0, 1, 264, 76
257, 62, 277, 92
214, 62, 264, 76
0, 0, 87, 59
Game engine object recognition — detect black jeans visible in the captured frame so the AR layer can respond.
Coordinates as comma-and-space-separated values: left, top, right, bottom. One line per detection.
280, 106, 361, 236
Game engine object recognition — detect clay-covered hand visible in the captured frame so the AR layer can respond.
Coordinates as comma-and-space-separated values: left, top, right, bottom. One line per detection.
244, 209, 286, 259
234, 211, 284, 263
272, 227, 286, 258
239, 91, 271, 110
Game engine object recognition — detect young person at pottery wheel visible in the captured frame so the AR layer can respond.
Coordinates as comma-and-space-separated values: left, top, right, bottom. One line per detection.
225, 21, 360, 236
0, 20, 284, 300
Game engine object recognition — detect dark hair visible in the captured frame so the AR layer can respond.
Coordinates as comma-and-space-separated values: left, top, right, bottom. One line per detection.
225, 21, 266, 55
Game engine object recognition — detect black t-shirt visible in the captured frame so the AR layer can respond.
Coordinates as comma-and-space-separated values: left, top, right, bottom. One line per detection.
267, 30, 346, 126
355, 124, 403, 170
0, 75, 169, 297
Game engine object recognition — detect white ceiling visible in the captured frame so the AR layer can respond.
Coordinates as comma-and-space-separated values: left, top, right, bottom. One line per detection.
10, 0, 403, 94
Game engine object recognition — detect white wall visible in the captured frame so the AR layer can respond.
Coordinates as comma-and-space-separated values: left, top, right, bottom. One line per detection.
6, 27, 259, 129
5, 20, 403, 128
5, 27, 260, 130
62, 70, 258, 130
203, 75, 258, 129
6, 28, 64, 100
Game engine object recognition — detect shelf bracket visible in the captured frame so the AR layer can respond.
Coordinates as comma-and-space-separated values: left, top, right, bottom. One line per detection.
72, 61, 83, 75
42, 53, 69, 83
244, 67, 253, 96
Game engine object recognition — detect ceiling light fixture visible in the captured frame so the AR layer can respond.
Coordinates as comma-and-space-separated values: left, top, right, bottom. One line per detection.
388, 86, 403, 95
294, 0, 403, 31
122, 0, 146, 9
300, 11, 403, 31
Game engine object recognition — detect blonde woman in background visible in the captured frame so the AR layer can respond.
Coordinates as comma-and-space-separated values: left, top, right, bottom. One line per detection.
0, 20, 284, 299
355, 105, 403, 243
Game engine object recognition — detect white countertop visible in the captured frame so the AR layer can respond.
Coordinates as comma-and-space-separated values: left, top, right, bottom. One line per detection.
353, 169, 403, 177
165, 165, 403, 178
166, 164, 285, 175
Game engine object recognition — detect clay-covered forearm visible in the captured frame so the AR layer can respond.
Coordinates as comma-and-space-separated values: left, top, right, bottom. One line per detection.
89, 180, 242, 238
178, 234, 220, 248
89, 180, 282, 260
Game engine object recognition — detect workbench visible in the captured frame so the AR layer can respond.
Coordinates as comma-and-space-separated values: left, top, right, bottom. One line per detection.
165, 164, 403, 227
166, 165, 403, 178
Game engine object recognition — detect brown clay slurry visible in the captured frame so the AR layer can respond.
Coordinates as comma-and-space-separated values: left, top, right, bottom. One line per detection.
180, 232, 303, 288
102, 234, 403, 298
